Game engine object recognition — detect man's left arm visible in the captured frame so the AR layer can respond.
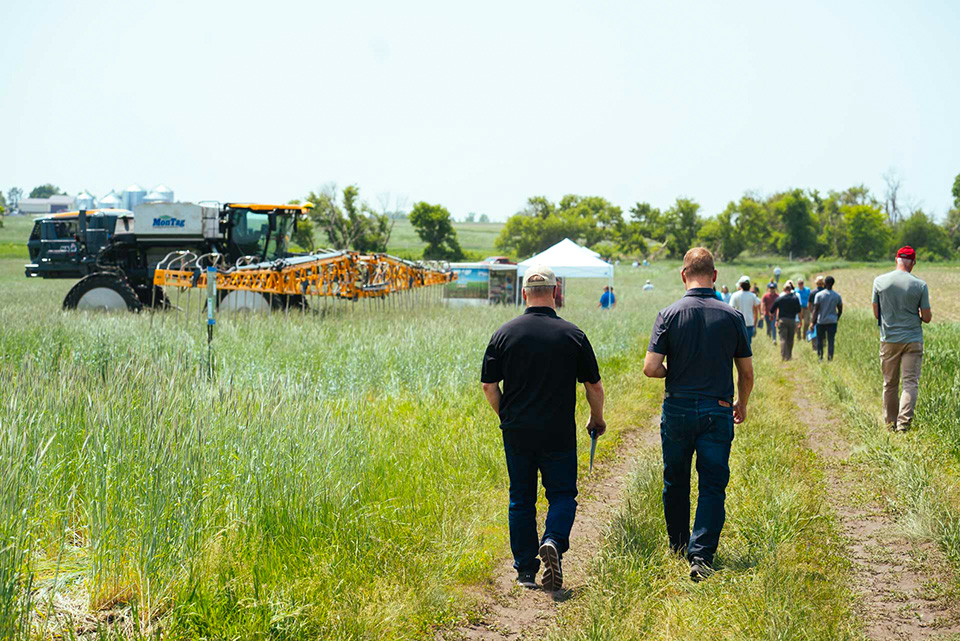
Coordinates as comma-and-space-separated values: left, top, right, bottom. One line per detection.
919, 284, 932, 323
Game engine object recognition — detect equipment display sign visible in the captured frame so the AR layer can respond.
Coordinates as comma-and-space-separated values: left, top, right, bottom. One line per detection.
445, 266, 489, 299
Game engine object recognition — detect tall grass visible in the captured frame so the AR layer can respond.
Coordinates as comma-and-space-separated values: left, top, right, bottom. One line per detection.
0, 257, 674, 639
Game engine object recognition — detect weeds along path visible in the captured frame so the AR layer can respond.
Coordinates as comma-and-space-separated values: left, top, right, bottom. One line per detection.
438, 402, 662, 640
786, 357, 960, 639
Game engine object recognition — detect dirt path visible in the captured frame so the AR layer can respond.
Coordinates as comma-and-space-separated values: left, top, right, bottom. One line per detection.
791, 364, 960, 640
438, 420, 660, 641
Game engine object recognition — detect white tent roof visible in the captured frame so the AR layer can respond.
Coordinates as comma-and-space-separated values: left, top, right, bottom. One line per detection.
517, 238, 613, 280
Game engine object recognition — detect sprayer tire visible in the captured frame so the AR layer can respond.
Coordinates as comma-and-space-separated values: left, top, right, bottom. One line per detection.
63, 273, 144, 313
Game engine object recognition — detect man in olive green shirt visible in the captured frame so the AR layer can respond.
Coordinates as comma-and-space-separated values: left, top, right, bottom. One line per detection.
872, 246, 932, 432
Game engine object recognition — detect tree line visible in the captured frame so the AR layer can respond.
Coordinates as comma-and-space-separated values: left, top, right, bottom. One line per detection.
496, 175, 960, 262
295, 184, 466, 261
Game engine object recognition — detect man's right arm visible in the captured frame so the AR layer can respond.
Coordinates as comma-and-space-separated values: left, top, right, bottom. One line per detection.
583, 380, 606, 436
733, 356, 754, 424
643, 351, 667, 378
481, 382, 502, 416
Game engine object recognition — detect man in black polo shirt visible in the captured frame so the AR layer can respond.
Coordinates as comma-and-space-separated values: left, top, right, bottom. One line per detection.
643, 247, 754, 581
481, 264, 605, 592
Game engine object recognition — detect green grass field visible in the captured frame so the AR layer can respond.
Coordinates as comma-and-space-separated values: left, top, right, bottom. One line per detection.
386, 218, 503, 259
3, 225, 959, 639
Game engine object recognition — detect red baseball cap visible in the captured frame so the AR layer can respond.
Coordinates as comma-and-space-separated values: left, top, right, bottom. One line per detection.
896, 246, 916, 261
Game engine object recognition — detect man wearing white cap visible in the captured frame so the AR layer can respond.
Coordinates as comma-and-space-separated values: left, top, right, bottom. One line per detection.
481, 264, 606, 592
728, 276, 761, 346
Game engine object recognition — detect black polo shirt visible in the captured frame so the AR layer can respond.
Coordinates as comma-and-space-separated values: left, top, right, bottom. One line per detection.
769, 292, 802, 319
647, 288, 752, 400
481, 307, 601, 451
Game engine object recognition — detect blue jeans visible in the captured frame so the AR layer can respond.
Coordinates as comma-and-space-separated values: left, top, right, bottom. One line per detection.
660, 397, 734, 564
502, 440, 578, 573
765, 315, 777, 342
745, 325, 755, 347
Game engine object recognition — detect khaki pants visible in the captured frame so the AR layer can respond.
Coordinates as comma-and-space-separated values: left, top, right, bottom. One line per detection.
880, 342, 923, 429
777, 318, 796, 361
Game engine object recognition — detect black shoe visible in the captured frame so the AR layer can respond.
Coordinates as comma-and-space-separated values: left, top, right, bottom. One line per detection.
689, 556, 714, 582
539, 540, 563, 592
516, 570, 537, 589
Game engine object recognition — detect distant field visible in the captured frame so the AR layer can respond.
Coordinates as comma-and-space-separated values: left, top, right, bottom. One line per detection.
386, 218, 503, 258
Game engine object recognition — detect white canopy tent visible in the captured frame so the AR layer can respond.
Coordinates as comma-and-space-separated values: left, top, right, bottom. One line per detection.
517, 238, 613, 284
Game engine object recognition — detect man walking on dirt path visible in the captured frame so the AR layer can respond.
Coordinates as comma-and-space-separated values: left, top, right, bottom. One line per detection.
795, 278, 812, 339
811, 275, 842, 362
728, 276, 761, 347
762, 283, 779, 344
809, 276, 826, 351
481, 264, 606, 592
769, 281, 802, 361
643, 248, 754, 582
872, 246, 932, 432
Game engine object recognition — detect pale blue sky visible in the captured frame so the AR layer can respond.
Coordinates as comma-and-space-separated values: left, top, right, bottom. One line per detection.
2, 0, 958, 221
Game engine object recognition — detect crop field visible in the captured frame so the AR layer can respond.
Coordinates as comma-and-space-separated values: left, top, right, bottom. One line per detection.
2, 245, 959, 639
386, 218, 503, 259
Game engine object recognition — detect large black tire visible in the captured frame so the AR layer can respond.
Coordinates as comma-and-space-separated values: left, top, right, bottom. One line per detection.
63, 273, 144, 313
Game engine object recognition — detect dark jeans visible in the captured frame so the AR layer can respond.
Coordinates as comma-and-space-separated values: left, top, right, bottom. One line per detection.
660, 397, 734, 565
502, 440, 578, 573
817, 323, 837, 360
745, 325, 755, 347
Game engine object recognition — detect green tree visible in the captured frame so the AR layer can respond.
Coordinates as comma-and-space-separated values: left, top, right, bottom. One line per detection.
6, 188, 22, 211
29, 184, 64, 199
896, 210, 952, 260
495, 195, 620, 257
478, 213, 490, 223
661, 198, 702, 258
464, 212, 476, 223
945, 207, 960, 251
556, 195, 623, 246
408, 201, 464, 260
698, 204, 745, 261
495, 206, 582, 257
952, 172, 960, 209
771, 190, 818, 257
306, 184, 392, 252
843, 204, 891, 261
617, 202, 663, 257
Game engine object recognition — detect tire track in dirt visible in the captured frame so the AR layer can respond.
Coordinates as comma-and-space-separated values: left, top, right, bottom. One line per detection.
437, 418, 661, 641
791, 363, 960, 640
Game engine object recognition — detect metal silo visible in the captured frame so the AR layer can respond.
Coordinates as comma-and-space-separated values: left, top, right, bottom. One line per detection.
122, 183, 147, 210
76, 190, 96, 209
98, 190, 123, 209
152, 184, 174, 203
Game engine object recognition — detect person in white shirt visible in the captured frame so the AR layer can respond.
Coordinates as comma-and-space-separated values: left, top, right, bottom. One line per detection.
643, 280, 654, 291
728, 276, 761, 346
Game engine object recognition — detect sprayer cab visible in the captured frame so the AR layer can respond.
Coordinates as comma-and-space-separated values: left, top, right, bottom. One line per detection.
221, 203, 310, 262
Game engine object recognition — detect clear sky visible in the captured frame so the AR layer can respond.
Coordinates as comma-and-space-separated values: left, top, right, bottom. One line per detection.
2, 0, 958, 221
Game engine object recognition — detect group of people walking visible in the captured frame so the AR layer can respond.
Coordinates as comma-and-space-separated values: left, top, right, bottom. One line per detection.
480, 245, 933, 594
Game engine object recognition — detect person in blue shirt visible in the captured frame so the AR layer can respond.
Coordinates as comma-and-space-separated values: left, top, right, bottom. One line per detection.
795, 278, 812, 339
598, 286, 616, 310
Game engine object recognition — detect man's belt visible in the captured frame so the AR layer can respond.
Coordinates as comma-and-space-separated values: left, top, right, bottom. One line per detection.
664, 391, 734, 405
